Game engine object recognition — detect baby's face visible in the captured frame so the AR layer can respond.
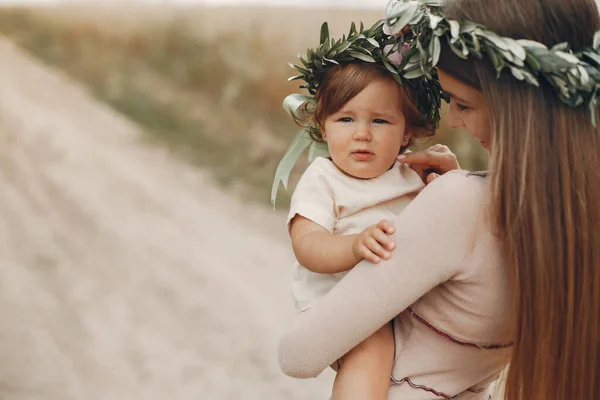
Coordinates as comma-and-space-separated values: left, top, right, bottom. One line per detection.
322, 79, 409, 179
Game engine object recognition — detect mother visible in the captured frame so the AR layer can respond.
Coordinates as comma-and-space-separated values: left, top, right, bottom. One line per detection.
278, 0, 600, 399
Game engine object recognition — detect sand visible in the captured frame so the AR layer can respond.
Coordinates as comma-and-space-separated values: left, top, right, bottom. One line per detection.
0, 37, 333, 400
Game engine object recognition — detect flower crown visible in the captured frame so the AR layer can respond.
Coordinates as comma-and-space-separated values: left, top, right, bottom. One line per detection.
270, 20, 444, 208
385, 0, 600, 123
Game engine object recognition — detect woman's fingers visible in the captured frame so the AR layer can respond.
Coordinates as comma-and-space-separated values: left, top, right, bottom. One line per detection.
398, 145, 459, 170
398, 145, 460, 183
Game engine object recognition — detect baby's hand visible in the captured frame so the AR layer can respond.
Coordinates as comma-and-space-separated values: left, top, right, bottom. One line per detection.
352, 220, 396, 264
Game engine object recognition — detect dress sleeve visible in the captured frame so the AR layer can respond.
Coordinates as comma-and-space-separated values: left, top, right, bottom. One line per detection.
286, 160, 337, 233
278, 172, 484, 378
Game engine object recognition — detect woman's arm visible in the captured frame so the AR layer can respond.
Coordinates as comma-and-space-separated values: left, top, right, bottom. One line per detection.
290, 216, 397, 274
278, 172, 484, 378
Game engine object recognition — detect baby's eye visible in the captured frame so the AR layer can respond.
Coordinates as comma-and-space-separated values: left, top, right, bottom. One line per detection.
373, 119, 388, 124
338, 117, 353, 122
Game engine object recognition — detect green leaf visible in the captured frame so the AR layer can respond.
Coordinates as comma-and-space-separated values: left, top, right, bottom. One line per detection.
428, 13, 443, 30
470, 32, 481, 52
583, 50, 600, 67
594, 30, 600, 51
449, 20, 460, 39
320, 23, 330, 44
366, 37, 380, 48
449, 40, 468, 60
510, 67, 525, 81
430, 35, 441, 66
589, 92, 598, 126
382, 57, 399, 74
578, 65, 590, 86
515, 39, 547, 49
521, 69, 539, 86
336, 41, 353, 53
271, 129, 312, 208
347, 51, 376, 62
555, 51, 580, 64
350, 22, 357, 35
290, 63, 311, 75
504, 38, 527, 61
460, 39, 470, 57
459, 21, 479, 34
524, 54, 541, 71
487, 48, 505, 75
386, 0, 419, 35
404, 68, 425, 79
477, 30, 509, 51
551, 42, 570, 52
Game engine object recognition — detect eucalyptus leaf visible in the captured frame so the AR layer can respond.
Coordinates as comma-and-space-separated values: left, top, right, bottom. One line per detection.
504, 38, 527, 61
583, 51, 600, 67
459, 21, 479, 34
525, 54, 541, 71
578, 65, 591, 86
555, 51, 580, 64
449, 20, 460, 39
477, 30, 509, 51
430, 35, 441, 66
521, 70, 540, 86
428, 13, 443, 30
516, 39, 547, 49
589, 92, 598, 126
386, 0, 420, 35
470, 32, 481, 52
551, 42, 570, 52
594, 30, 600, 51
510, 67, 525, 81
449, 40, 468, 59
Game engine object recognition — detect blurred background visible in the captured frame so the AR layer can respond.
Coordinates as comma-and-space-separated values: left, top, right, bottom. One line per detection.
0, 1, 487, 399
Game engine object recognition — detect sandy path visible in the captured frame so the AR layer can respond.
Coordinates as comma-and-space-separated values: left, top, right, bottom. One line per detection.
0, 37, 332, 400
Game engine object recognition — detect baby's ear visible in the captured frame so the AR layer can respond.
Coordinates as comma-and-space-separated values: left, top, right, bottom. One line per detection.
320, 127, 327, 142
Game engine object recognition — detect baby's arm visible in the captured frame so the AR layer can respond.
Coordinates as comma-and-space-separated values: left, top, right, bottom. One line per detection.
290, 216, 396, 274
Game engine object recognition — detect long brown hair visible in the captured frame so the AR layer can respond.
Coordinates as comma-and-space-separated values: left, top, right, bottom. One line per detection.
440, 0, 600, 398
298, 62, 434, 151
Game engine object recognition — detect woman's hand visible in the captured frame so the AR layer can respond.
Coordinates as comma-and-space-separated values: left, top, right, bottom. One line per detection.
398, 144, 460, 184
352, 220, 396, 264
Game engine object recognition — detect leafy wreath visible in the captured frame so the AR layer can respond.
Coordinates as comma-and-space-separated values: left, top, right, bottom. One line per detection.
385, 0, 600, 124
289, 19, 444, 128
